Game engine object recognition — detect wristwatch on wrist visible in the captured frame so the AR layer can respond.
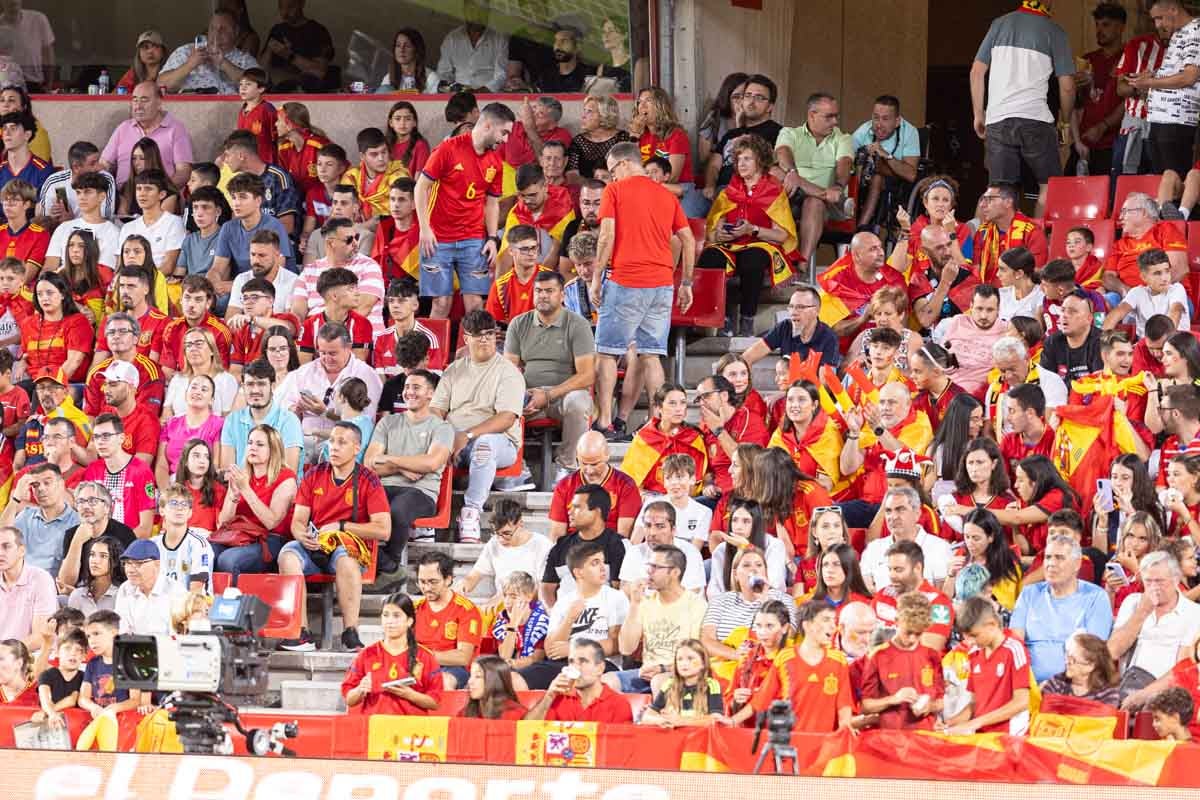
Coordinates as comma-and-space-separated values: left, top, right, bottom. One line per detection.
466, 430, 476, 441
713, 426, 725, 437
679, 279, 693, 287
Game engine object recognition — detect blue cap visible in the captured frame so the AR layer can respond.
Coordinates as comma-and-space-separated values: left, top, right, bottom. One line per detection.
120, 539, 160, 561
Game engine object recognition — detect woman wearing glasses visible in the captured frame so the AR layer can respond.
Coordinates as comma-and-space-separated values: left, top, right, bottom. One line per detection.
1039, 632, 1121, 707
162, 328, 239, 418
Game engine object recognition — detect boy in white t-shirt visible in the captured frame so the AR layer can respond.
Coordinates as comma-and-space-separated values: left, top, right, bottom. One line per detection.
118, 170, 186, 278
545, 540, 628, 654
150, 485, 213, 595
1104, 248, 1190, 337
461, 497, 552, 611
43, 171, 122, 271
632, 453, 711, 550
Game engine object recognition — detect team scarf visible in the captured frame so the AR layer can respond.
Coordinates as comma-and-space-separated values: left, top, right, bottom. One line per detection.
975, 213, 1039, 285
1019, 0, 1052, 16
768, 411, 843, 487
705, 173, 799, 287
498, 184, 576, 258
987, 363, 1041, 438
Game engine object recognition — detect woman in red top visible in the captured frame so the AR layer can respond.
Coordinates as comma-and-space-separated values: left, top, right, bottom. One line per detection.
803, 543, 872, 617
1161, 454, 1200, 543
716, 353, 769, 426
944, 437, 1016, 527
767, 380, 843, 492
728, 600, 792, 725
709, 443, 766, 541
631, 87, 694, 183
211, 425, 297, 579
888, 174, 973, 276
57, 230, 113, 328
928, 394, 984, 484
993, 455, 1079, 557
173, 439, 227, 538
460, 655, 527, 720
384, 100, 431, 176
0, 639, 39, 706
758, 447, 833, 565
794, 507, 851, 596
22, 271, 93, 383
343, 593, 442, 716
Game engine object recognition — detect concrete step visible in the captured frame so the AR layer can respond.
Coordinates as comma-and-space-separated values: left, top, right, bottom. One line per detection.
281, 680, 346, 712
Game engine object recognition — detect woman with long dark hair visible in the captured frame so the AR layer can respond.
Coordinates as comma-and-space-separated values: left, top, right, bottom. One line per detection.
108, 236, 168, 314
992, 455, 1080, 556
377, 28, 438, 94
1092, 454, 1165, 551
927, 392, 983, 481
995, 246, 1044, 322
946, 437, 1015, 516
116, 138, 179, 218
756, 447, 833, 566
808, 543, 872, 610
727, 600, 791, 722
715, 353, 769, 423
697, 72, 748, 166
67, 534, 125, 615
943, 509, 1022, 611
911, 342, 967, 433
54, 229, 111, 326
22, 270, 93, 383
461, 655, 525, 719
710, 443, 765, 537
171, 438, 227, 537
116, 29, 167, 93
1163, 453, 1200, 541
342, 592, 441, 715
1146, 332, 1200, 433
794, 507, 850, 595
768, 380, 843, 492
383, 100, 430, 173
708, 499, 787, 595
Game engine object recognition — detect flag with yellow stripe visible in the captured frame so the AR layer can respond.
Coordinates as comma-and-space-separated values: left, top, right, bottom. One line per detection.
1052, 396, 1139, 513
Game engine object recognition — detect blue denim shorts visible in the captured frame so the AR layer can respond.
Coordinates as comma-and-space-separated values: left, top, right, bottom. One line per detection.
419, 238, 492, 297
595, 281, 673, 357
279, 541, 353, 576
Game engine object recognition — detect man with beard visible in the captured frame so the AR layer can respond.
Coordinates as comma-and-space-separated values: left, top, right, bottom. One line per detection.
227, 229, 298, 316
97, 361, 159, 464
560, 180, 603, 272
497, 164, 575, 272
864, 517, 953, 643
415, 102, 515, 319
1040, 290, 1103, 389
938, 285, 1007, 395
93, 267, 167, 365
1156, 384, 1200, 487
907, 224, 978, 331
537, 26, 589, 93
706, 75, 783, 193
971, 182, 1048, 284
1069, 329, 1153, 455
218, 360, 304, 474
57, 480, 134, 592
505, 270, 595, 483
818, 230, 913, 340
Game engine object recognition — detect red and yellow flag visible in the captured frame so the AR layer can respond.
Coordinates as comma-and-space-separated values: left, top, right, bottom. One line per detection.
499, 183, 576, 258
705, 174, 799, 287
1052, 396, 1139, 512
620, 422, 708, 494
768, 411, 844, 486
368, 714, 450, 762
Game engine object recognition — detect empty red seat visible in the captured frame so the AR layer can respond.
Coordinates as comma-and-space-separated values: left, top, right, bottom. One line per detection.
412, 465, 453, 529
1044, 176, 1109, 224
1188, 221, 1200, 273
495, 418, 526, 479
1048, 218, 1115, 261
1112, 174, 1162, 221
237, 574, 305, 640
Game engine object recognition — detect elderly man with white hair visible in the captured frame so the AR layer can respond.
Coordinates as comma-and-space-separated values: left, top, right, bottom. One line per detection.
1109, 550, 1200, 698
984, 335, 1068, 437
1104, 192, 1188, 295
838, 600, 878, 662
859, 486, 952, 595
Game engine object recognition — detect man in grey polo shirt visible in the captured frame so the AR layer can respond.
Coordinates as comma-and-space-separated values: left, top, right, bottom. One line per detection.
505, 270, 596, 483
364, 369, 454, 575
0, 462, 78, 576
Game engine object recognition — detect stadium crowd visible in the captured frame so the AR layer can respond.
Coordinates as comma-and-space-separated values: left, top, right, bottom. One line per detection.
2, 0, 1200, 752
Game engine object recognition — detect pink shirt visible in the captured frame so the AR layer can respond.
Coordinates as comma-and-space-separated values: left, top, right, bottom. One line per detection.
290, 253, 386, 336
0, 562, 57, 641
939, 315, 1009, 395
101, 112, 195, 184
9, 9, 53, 84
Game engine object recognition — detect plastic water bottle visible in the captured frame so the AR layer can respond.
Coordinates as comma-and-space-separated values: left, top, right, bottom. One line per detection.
1075, 158, 1089, 176
97, 69, 110, 94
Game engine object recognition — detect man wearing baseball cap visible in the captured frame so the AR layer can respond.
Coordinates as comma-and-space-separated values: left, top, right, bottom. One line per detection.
113, 538, 186, 636
97, 360, 159, 464
13, 366, 90, 473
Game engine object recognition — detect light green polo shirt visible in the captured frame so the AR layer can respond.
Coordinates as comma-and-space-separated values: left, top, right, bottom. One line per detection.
776, 124, 854, 189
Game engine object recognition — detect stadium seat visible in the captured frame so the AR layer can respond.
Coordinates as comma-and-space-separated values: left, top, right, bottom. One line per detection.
212, 572, 233, 595
669, 267, 726, 385
434, 690, 651, 720
1047, 218, 1115, 261
236, 574, 305, 640
1112, 174, 1162, 221
412, 465, 453, 530
526, 416, 562, 491
418, 317, 451, 371
495, 417, 526, 479
1043, 176, 1109, 225
306, 540, 379, 651
1131, 710, 1160, 740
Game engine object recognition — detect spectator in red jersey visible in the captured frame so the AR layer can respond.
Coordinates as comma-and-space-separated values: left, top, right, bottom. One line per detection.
1152, 384, 1200, 479
547, 431, 640, 541
80, 414, 156, 538
94, 267, 166, 367
0, 638, 39, 706
860, 592, 945, 729
293, 216, 384, 335
486, 225, 552, 325
297, 267, 372, 363
384, 101, 430, 175
1133, 314, 1174, 378
0, 178, 48, 284
97, 360, 159, 465
275, 102, 329, 197
234, 68, 275, 166
415, 102, 515, 319
1069, 3, 1127, 178
727, 600, 792, 720
1106, 193, 1188, 292
939, 596, 1032, 735
497, 163, 575, 273
912, 344, 968, 438
591, 142, 695, 437
870, 538, 954, 652
0, 348, 28, 484
342, 592, 441, 715
413, 550, 482, 690
995, 454, 1080, 558
170, 439, 225, 537
279, 421, 391, 652
523, 638, 633, 723
298, 149, 351, 260
1000, 383, 1054, 477
19, 271, 92, 386
370, 279, 437, 380
83, 313, 165, 418
461, 656, 527, 720
159, 275, 233, 380
371, 179, 420, 286
226, 278, 300, 377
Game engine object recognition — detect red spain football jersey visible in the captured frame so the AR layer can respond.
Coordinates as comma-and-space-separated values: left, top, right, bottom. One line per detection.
413, 591, 482, 652
160, 314, 233, 371
421, 133, 503, 242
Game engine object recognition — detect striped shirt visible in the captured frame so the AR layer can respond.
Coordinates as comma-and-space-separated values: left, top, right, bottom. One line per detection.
702, 588, 797, 643
291, 253, 386, 336
1117, 34, 1167, 121
37, 168, 118, 219
492, 601, 551, 658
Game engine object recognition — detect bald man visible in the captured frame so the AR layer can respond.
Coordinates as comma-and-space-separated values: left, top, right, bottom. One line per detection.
904, 225, 978, 330
547, 430, 641, 540
817, 231, 915, 338
837, 381, 934, 527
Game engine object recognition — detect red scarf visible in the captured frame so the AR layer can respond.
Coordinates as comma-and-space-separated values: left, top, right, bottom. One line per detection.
512, 184, 574, 232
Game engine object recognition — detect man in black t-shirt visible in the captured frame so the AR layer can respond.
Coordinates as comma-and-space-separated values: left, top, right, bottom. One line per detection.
1040, 292, 1103, 389
263, 0, 337, 92
705, 74, 784, 193
378, 330, 432, 417
541, 484, 626, 608
57, 480, 136, 592
537, 27, 590, 93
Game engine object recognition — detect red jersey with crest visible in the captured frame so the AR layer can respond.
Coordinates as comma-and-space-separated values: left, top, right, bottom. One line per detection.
340, 641, 443, 716
96, 308, 169, 358
860, 640, 945, 729
966, 635, 1032, 734
413, 591, 482, 653
0, 221, 49, 270
421, 133, 503, 242
872, 580, 954, 645
160, 314, 233, 371
297, 310, 372, 353
548, 465, 642, 532
229, 313, 300, 367
485, 265, 551, 325
279, 130, 331, 196
751, 646, 854, 732
237, 100, 278, 165
295, 462, 389, 528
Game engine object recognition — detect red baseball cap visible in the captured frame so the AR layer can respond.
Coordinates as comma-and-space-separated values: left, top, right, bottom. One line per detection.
30, 366, 68, 385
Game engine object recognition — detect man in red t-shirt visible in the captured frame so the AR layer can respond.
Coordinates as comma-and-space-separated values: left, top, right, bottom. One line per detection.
696, 373, 768, 494
1104, 193, 1187, 291
1070, 5, 1125, 178
159, 275, 233, 378
871, 540, 954, 653
227, 277, 299, 374
592, 142, 696, 437
940, 596, 1032, 736
860, 592, 946, 730
98, 360, 159, 464
414, 103, 515, 319
999, 383, 1054, 479
547, 431, 641, 540
412, 550, 482, 690
524, 638, 634, 723
485, 225, 552, 325
279, 422, 391, 652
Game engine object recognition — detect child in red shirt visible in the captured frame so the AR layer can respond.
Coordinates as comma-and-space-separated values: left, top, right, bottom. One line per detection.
860, 592, 945, 729
236, 68, 277, 166
939, 596, 1031, 736
0, 349, 29, 485
342, 593, 442, 716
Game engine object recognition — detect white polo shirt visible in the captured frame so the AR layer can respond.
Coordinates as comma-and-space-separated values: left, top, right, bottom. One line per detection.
114, 572, 188, 636
860, 528, 953, 592
1114, 591, 1200, 678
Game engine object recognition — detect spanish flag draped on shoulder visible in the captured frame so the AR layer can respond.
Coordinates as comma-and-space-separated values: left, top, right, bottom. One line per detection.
768, 410, 843, 488
1051, 395, 1139, 513
498, 184, 577, 258
620, 420, 708, 496
704, 173, 798, 287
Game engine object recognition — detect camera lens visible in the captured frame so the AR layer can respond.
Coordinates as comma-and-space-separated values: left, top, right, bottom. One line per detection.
116, 640, 160, 683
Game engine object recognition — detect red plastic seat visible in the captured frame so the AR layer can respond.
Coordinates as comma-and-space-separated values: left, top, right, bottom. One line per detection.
688, 217, 706, 260
669, 266, 727, 386
412, 465, 453, 529
848, 527, 867, 557
1047, 218, 1115, 261
211, 572, 233, 596
1043, 176, 1109, 225
1112, 174, 1162, 221
1132, 710, 1160, 740
236, 574, 305, 640
417, 317, 451, 370
1187, 222, 1200, 273
495, 417, 526, 478
306, 540, 379, 650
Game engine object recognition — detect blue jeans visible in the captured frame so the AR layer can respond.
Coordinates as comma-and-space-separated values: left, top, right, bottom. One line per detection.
419, 238, 491, 297
594, 281, 673, 357
611, 668, 653, 694
211, 535, 284, 580
456, 433, 517, 510
279, 541, 354, 576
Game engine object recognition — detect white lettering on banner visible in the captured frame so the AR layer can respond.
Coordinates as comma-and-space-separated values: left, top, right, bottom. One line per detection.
35, 766, 103, 800
258, 772, 326, 800
480, 780, 537, 800
329, 774, 400, 800
107, 755, 143, 800
170, 756, 255, 800
404, 778, 477, 800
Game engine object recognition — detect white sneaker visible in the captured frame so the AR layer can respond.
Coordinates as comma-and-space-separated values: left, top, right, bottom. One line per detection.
411, 527, 435, 542
458, 507, 481, 543
554, 467, 573, 486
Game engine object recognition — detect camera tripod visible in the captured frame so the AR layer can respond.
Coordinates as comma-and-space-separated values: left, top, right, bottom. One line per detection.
751, 702, 799, 775
753, 738, 800, 774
